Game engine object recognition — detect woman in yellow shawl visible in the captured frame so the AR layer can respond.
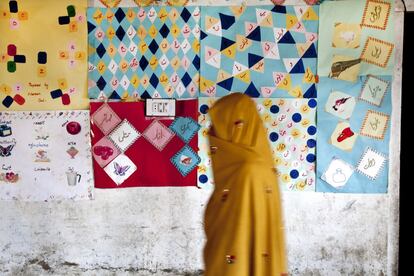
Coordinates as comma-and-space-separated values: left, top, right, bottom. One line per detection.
204, 93, 287, 276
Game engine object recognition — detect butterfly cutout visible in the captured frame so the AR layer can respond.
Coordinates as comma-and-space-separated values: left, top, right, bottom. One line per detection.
114, 162, 130, 176
0, 145, 14, 157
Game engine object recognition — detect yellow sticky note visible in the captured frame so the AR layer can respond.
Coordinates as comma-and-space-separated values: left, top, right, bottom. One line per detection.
0, 0, 89, 111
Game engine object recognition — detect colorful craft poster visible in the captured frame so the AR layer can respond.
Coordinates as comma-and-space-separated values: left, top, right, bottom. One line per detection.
88, 6, 200, 100
0, 111, 94, 201
200, 5, 319, 98
0, 0, 88, 111
318, 0, 394, 79
90, 100, 200, 188
316, 0, 394, 193
316, 76, 391, 193
198, 97, 317, 191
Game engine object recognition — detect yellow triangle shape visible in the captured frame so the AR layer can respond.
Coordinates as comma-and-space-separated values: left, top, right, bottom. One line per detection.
230, 5, 246, 18
217, 69, 232, 82
303, 7, 318, 20
278, 74, 292, 91
206, 16, 219, 31
252, 59, 265, 73
288, 86, 303, 98
286, 14, 298, 30
222, 44, 236, 59
296, 43, 309, 56
200, 77, 215, 92
235, 70, 251, 84
236, 35, 252, 52
260, 14, 273, 28
303, 67, 316, 84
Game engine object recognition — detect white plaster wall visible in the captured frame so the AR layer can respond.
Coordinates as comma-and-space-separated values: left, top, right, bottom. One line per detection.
0, 1, 402, 275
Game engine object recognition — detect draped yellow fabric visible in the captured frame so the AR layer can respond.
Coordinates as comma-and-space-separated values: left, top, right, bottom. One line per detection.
204, 93, 287, 276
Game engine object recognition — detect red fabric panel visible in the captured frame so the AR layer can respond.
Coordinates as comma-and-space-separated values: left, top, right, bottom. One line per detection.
90, 100, 199, 188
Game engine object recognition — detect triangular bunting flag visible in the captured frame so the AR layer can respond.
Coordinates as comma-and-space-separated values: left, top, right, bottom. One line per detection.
303, 84, 317, 98
206, 52, 221, 69
292, 21, 306, 33
279, 31, 295, 44
276, 74, 291, 91
256, 9, 272, 27
236, 35, 252, 52
220, 37, 236, 51
262, 14, 273, 27
288, 86, 303, 98
222, 44, 236, 59
273, 72, 287, 87
200, 77, 216, 96
219, 13, 235, 30
302, 7, 318, 20
245, 22, 258, 36
296, 43, 312, 56
207, 22, 222, 36
217, 69, 232, 82
274, 27, 287, 43
261, 87, 276, 97
271, 5, 286, 14
235, 70, 250, 83
303, 67, 316, 83
290, 59, 305, 73
283, 58, 299, 72
302, 43, 317, 58
205, 16, 219, 30
248, 53, 264, 68
217, 77, 234, 91
245, 82, 260, 98
246, 26, 261, 41
232, 61, 248, 76
305, 32, 318, 43
252, 59, 265, 73
286, 14, 298, 30
261, 41, 280, 59
205, 46, 219, 61
230, 5, 246, 18
294, 6, 306, 20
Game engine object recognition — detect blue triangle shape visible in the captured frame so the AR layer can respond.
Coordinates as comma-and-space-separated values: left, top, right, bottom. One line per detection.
200, 30, 208, 40
246, 27, 261, 42
271, 5, 286, 13
248, 53, 263, 68
303, 84, 317, 98
245, 82, 260, 98
219, 13, 235, 30
88, 22, 96, 34
302, 43, 317, 58
290, 59, 305, 73
279, 31, 295, 44
220, 37, 236, 51
141, 91, 151, 99
217, 77, 234, 91
109, 91, 121, 100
